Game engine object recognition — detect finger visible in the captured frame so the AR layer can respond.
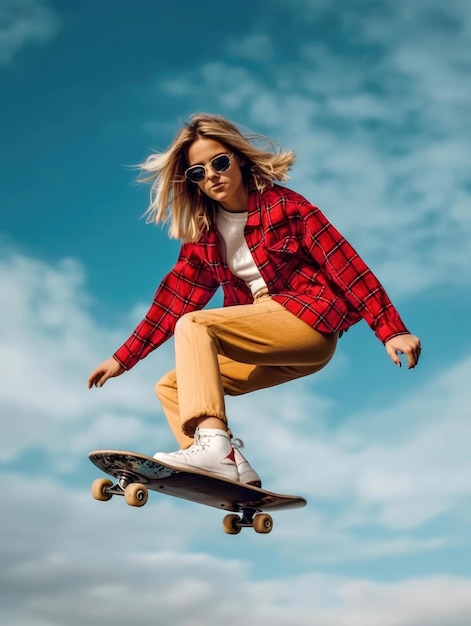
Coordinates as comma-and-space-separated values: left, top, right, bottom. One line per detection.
387, 346, 402, 367
96, 373, 109, 388
407, 341, 421, 368
87, 373, 99, 389
406, 347, 421, 369
88, 370, 108, 388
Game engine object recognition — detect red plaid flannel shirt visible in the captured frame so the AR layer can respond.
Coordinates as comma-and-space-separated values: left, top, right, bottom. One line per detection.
114, 185, 409, 369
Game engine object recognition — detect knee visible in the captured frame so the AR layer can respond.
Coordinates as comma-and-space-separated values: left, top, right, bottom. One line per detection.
174, 311, 196, 336
154, 370, 177, 400
174, 311, 210, 341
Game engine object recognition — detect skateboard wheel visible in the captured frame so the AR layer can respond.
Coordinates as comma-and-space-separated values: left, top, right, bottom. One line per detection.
253, 513, 273, 534
91, 478, 113, 501
124, 483, 148, 507
222, 514, 242, 535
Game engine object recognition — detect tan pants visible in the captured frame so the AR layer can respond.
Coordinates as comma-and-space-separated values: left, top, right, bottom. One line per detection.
155, 294, 338, 449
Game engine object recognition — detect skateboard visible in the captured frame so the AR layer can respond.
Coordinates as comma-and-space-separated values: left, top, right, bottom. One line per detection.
89, 449, 306, 535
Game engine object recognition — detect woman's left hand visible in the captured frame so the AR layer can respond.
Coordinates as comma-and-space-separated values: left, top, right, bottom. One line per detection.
385, 334, 421, 369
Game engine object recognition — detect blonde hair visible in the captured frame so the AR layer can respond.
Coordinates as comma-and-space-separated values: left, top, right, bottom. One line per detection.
141, 113, 296, 242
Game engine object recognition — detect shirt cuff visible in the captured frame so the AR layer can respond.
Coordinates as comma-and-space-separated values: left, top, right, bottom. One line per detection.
375, 321, 410, 344
113, 345, 139, 371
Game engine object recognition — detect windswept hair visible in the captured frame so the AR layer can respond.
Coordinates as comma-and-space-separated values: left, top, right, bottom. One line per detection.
141, 113, 296, 242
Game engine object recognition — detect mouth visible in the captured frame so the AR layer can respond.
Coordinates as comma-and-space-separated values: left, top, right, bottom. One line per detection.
211, 182, 225, 192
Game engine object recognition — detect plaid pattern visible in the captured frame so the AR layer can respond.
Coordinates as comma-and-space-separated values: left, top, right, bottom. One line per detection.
114, 185, 409, 369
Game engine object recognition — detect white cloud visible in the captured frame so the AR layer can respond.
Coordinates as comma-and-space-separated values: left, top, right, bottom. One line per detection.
261, 359, 471, 510
1, 244, 470, 624
227, 33, 275, 62
0, 0, 59, 65
0, 250, 175, 465
3, 1, 471, 623
2, 246, 470, 552
2, 476, 471, 626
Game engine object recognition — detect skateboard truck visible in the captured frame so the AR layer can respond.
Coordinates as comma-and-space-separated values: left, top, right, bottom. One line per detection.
222, 510, 273, 534
92, 476, 150, 507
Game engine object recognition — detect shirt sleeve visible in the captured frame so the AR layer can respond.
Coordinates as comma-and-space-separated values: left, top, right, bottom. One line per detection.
298, 201, 410, 343
113, 243, 219, 370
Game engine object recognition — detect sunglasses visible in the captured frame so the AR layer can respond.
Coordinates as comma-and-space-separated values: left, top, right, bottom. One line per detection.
185, 153, 234, 183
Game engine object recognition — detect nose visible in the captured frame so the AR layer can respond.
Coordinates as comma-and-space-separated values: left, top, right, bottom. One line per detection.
206, 163, 220, 179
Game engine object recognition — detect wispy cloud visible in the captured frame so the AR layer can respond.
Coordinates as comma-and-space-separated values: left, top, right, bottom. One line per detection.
154, 0, 471, 297
2, 475, 471, 626
0, 249, 174, 467
2, 246, 470, 570
2, 2, 470, 625
227, 358, 471, 566
0, 0, 59, 66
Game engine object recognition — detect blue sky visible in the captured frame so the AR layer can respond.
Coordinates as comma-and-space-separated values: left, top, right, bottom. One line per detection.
1, 0, 471, 624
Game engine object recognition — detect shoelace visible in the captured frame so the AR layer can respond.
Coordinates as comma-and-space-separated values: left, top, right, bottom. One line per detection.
175, 430, 244, 457
231, 437, 245, 450
183, 429, 214, 455
168, 429, 202, 458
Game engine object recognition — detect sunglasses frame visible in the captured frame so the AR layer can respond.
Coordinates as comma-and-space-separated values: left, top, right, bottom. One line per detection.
185, 153, 234, 183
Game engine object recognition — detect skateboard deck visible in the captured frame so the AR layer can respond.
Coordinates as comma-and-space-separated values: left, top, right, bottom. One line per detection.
89, 449, 306, 534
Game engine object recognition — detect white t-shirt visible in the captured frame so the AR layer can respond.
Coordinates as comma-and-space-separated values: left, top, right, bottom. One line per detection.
216, 207, 268, 296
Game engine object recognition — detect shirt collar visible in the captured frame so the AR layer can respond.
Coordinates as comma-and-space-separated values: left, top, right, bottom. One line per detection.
246, 186, 262, 229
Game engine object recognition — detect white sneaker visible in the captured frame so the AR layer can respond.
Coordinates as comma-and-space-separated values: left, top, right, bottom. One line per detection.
231, 438, 262, 487
153, 428, 238, 481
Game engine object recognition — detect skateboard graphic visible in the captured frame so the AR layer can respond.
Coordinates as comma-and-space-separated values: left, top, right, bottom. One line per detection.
89, 450, 306, 535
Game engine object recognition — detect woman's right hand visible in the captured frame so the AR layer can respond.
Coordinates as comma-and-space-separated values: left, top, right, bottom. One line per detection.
87, 357, 125, 389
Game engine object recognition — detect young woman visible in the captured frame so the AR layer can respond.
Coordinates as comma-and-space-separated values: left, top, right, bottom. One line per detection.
88, 113, 421, 486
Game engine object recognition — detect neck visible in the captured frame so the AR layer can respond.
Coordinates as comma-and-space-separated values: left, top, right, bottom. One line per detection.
219, 186, 248, 213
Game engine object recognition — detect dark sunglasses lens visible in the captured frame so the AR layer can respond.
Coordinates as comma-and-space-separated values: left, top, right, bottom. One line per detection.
186, 154, 231, 182
186, 166, 206, 183
212, 154, 231, 172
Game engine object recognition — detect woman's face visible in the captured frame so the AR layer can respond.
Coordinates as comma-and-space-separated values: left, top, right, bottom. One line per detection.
186, 137, 248, 213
